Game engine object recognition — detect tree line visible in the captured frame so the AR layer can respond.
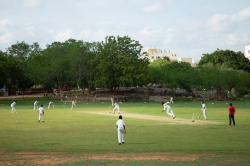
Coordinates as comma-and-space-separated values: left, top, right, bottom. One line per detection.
0, 36, 250, 96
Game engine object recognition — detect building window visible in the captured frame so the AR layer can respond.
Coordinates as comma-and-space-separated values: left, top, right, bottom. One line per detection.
248, 50, 250, 54
151, 56, 154, 59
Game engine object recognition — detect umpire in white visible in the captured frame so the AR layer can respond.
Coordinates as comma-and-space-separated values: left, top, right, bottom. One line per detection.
116, 115, 126, 145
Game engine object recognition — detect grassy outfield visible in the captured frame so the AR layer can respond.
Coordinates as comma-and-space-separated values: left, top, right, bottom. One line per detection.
0, 98, 250, 165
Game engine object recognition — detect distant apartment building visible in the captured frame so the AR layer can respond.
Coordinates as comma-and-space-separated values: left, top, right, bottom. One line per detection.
245, 45, 250, 60
141, 48, 177, 62
141, 47, 196, 67
178, 58, 197, 67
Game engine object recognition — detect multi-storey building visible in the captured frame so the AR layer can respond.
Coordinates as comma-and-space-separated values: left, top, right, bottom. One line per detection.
141, 48, 177, 62
245, 45, 250, 60
141, 47, 196, 66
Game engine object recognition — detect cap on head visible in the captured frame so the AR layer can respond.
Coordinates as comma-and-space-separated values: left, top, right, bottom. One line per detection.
41, 105, 43, 107
119, 115, 122, 119
230, 103, 233, 106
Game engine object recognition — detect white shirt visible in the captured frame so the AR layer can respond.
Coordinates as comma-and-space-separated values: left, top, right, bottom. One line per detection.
72, 101, 76, 105
11, 102, 16, 107
114, 102, 119, 107
116, 119, 125, 129
49, 101, 53, 105
38, 107, 44, 114
34, 101, 38, 106
202, 103, 206, 110
163, 103, 171, 109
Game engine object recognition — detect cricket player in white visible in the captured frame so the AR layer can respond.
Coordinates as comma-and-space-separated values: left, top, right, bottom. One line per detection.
198, 101, 207, 120
110, 97, 114, 106
116, 115, 126, 145
11, 101, 17, 113
170, 97, 174, 104
71, 100, 76, 110
113, 102, 120, 114
48, 101, 54, 109
162, 102, 176, 119
34, 100, 39, 110
38, 105, 44, 122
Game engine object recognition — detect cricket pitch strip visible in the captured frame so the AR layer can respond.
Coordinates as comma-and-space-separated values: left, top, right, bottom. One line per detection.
81, 110, 225, 125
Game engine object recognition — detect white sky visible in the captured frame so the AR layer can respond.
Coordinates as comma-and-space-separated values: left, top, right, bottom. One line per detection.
0, 0, 250, 62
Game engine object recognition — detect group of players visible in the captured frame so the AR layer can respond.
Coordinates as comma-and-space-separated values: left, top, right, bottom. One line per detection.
10, 96, 208, 122
9, 96, 236, 145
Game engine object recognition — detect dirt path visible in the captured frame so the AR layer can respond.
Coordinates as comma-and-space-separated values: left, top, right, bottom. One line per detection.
82, 111, 224, 125
0, 93, 45, 99
0, 148, 200, 165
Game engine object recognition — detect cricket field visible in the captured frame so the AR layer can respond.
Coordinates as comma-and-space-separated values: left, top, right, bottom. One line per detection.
0, 98, 249, 165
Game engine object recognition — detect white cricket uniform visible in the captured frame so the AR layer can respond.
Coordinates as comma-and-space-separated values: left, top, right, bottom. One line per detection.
199, 103, 207, 120
163, 103, 175, 118
71, 101, 76, 110
34, 101, 39, 110
111, 98, 114, 106
113, 102, 120, 114
170, 97, 174, 104
48, 101, 54, 109
116, 119, 125, 144
38, 106, 44, 121
11, 102, 16, 113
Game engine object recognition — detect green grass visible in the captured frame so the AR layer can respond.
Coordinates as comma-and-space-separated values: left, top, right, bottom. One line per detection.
0, 98, 250, 165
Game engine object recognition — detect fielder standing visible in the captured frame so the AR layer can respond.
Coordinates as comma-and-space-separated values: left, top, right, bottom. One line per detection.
116, 115, 126, 145
228, 103, 236, 127
162, 102, 176, 119
170, 97, 174, 104
48, 101, 54, 109
113, 102, 120, 114
11, 101, 17, 113
34, 100, 39, 110
198, 101, 207, 120
71, 100, 76, 110
38, 105, 44, 122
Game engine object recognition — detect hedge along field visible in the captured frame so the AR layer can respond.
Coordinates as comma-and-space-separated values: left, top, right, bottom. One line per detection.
0, 98, 250, 166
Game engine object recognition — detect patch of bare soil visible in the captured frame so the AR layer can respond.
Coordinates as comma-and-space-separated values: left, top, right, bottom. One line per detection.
0, 150, 200, 165
0, 93, 44, 99
82, 111, 224, 125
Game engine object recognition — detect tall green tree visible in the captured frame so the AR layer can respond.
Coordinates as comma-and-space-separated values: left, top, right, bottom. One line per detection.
198, 49, 250, 72
94, 36, 149, 91
5, 42, 40, 95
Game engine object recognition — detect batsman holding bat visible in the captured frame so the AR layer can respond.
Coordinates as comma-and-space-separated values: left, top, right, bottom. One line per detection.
198, 101, 207, 120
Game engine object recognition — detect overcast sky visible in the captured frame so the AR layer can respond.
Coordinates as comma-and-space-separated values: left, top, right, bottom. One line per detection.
1, 0, 250, 61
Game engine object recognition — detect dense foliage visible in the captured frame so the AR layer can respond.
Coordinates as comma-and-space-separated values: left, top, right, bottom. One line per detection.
0, 37, 250, 96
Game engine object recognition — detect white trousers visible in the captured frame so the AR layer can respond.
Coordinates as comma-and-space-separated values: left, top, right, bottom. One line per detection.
39, 113, 44, 121
48, 104, 54, 109
198, 109, 207, 120
113, 106, 120, 114
34, 105, 38, 110
11, 107, 16, 113
71, 104, 75, 110
117, 128, 125, 143
166, 108, 175, 117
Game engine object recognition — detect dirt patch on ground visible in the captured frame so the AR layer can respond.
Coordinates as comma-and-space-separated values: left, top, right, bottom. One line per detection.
82, 111, 224, 125
0, 93, 45, 99
0, 151, 199, 165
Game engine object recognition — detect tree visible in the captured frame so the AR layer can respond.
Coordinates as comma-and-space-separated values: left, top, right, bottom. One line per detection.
0, 51, 8, 88
5, 42, 40, 96
198, 49, 250, 72
94, 36, 149, 91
